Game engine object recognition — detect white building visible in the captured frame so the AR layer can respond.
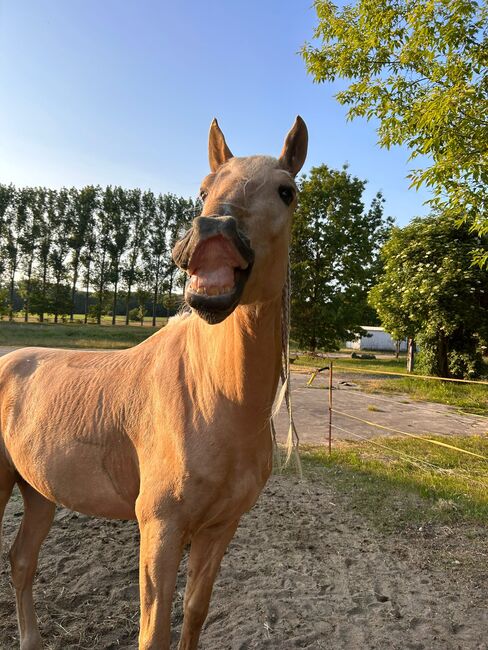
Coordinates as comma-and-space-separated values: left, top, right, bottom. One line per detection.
345, 326, 407, 352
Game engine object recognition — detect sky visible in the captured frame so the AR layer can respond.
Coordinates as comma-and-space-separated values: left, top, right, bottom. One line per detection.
0, 0, 431, 226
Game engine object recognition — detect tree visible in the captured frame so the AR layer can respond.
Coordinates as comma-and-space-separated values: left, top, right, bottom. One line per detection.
158, 195, 195, 317
290, 164, 393, 351
122, 188, 149, 325
49, 197, 71, 323
0, 184, 15, 229
104, 186, 129, 325
19, 187, 44, 321
91, 203, 112, 325
3, 188, 31, 320
67, 186, 98, 321
37, 189, 58, 322
369, 214, 488, 377
302, 0, 488, 265
146, 193, 170, 326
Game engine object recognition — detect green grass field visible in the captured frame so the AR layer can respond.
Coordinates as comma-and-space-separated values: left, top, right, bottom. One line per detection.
0, 321, 161, 349
6, 313, 169, 328
295, 354, 410, 374
298, 435, 488, 525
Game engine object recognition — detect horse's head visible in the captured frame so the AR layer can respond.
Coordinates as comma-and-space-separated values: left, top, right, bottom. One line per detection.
173, 117, 308, 324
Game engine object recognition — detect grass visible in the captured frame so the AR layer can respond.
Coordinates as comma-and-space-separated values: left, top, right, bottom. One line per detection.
361, 376, 488, 415
7, 313, 169, 327
294, 354, 409, 373
298, 435, 488, 526
0, 321, 161, 349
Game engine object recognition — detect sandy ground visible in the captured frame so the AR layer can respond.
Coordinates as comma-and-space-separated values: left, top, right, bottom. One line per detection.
1, 474, 487, 649
0, 347, 486, 648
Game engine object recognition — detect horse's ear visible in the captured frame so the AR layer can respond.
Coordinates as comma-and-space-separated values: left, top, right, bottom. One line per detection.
208, 119, 234, 172
279, 116, 308, 176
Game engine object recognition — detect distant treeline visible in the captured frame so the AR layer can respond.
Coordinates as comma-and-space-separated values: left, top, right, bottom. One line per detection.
0, 184, 200, 325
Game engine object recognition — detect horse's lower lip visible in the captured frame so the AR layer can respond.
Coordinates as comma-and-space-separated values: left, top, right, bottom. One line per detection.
185, 266, 251, 324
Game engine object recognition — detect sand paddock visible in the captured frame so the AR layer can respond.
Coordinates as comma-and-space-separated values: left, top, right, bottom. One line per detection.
1, 470, 486, 649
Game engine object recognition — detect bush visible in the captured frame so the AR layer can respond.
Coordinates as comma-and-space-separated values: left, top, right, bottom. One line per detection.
416, 331, 483, 379
129, 307, 142, 322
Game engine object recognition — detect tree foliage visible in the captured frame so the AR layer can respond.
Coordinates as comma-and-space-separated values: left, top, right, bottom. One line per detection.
369, 214, 488, 377
0, 184, 197, 323
291, 164, 393, 351
303, 0, 488, 265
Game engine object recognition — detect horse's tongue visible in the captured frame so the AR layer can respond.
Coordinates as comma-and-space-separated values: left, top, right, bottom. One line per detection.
191, 266, 234, 292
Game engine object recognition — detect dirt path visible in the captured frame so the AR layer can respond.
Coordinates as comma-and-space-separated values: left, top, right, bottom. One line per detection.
1, 473, 487, 649
271, 372, 487, 446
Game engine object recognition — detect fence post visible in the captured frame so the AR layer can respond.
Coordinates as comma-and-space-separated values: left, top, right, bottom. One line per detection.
328, 360, 333, 454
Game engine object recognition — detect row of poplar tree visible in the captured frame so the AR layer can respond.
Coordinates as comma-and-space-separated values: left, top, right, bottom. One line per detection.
0, 184, 198, 325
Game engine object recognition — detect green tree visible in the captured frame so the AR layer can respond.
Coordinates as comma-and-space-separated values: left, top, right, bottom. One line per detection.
303, 0, 488, 264
103, 186, 129, 325
19, 187, 44, 321
369, 214, 488, 377
146, 193, 170, 326
67, 186, 98, 321
37, 189, 58, 322
0, 184, 15, 283
91, 202, 113, 325
291, 164, 393, 351
122, 188, 150, 325
3, 188, 32, 320
49, 207, 71, 324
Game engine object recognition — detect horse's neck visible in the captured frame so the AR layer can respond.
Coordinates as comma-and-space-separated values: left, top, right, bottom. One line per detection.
186, 298, 283, 413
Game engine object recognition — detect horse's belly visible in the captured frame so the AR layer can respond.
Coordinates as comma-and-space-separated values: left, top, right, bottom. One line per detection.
9, 437, 139, 520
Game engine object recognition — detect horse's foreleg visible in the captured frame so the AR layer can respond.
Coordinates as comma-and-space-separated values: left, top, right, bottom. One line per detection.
137, 517, 185, 650
178, 519, 239, 650
9, 481, 55, 650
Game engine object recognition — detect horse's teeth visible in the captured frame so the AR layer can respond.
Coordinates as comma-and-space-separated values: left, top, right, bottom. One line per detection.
223, 286, 232, 293
207, 287, 219, 296
196, 287, 205, 294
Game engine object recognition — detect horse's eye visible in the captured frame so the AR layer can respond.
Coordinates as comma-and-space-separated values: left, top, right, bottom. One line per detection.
199, 189, 208, 201
278, 185, 294, 206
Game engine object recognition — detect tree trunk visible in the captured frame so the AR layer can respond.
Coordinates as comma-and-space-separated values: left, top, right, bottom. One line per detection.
152, 258, 160, 327
407, 338, 416, 373
97, 251, 107, 326
125, 281, 132, 326
70, 250, 80, 322
84, 262, 91, 324
112, 276, 118, 326
40, 260, 48, 323
53, 278, 61, 324
165, 269, 174, 318
23, 258, 34, 322
8, 264, 16, 322
395, 340, 400, 359
437, 331, 449, 378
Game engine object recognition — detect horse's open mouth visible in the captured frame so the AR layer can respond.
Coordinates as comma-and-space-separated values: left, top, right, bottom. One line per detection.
186, 235, 252, 323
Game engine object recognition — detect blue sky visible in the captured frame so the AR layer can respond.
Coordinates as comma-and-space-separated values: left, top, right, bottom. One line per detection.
0, 0, 431, 225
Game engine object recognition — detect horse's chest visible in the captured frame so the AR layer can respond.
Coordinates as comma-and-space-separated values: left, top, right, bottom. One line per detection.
182, 452, 271, 529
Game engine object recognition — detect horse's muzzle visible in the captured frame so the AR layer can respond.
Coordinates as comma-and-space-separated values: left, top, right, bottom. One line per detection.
172, 216, 254, 324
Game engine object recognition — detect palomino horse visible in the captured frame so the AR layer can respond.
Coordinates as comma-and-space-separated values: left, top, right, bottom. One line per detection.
0, 117, 308, 649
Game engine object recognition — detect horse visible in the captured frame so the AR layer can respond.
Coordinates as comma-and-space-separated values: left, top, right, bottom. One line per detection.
0, 116, 308, 649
